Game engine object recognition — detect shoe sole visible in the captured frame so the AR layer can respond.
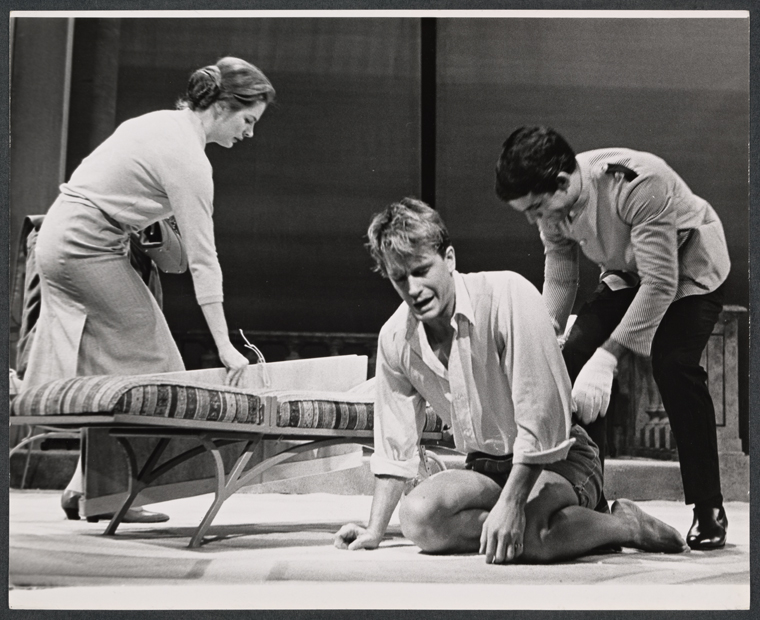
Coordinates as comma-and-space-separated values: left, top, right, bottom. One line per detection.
687, 540, 726, 550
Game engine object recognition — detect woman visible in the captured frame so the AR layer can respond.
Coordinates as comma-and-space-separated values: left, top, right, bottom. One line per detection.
23, 57, 275, 520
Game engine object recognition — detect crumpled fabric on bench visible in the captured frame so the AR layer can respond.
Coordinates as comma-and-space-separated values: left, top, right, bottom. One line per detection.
11, 375, 266, 424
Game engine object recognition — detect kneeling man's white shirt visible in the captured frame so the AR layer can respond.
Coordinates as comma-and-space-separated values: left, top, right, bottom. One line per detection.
371, 270, 575, 479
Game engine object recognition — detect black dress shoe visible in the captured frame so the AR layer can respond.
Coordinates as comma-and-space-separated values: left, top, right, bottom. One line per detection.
61, 489, 82, 520
687, 505, 728, 550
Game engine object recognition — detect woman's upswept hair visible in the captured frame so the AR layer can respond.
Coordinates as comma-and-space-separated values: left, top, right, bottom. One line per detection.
366, 197, 451, 278
177, 56, 276, 112
494, 126, 577, 202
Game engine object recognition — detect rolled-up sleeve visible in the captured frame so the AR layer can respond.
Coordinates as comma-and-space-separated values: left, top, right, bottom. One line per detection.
499, 274, 575, 465
369, 329, 426, 479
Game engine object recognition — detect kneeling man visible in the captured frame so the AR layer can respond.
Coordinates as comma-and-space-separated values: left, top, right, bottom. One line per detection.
334, 197, 688, 563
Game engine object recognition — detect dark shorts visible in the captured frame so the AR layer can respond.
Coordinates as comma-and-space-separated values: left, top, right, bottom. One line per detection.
464, 425, 604, 510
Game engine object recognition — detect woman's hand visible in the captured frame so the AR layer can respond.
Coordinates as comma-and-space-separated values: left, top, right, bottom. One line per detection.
479, 498, 526, 564
334, 523, 383, 550
198, 303, 249, 387
217, 342, 249, 387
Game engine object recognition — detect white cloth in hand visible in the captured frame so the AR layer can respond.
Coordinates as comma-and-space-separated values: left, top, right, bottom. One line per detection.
572, 347, 618, 425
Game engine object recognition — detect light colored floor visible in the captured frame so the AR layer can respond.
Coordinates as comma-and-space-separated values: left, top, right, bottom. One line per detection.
9, 489, 750, 610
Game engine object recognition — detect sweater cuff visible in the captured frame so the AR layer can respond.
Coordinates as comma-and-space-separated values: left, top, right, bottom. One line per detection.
196, 294, 224, 306
513, 438, 575, 466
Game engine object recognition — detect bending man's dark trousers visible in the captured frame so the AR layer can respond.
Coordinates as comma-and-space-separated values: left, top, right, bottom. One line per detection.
562, 282, 724, 507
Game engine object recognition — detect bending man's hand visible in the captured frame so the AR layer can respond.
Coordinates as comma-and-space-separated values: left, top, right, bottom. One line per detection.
218, 343, 249, 387
479, 499, 526, 564
572, 347, 618, 424
334, 523, 383, 551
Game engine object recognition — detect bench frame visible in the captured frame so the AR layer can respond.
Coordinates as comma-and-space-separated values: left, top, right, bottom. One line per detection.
11, 414, 452, 547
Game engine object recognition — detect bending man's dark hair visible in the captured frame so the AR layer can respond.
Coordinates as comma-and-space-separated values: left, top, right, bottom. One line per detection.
494, 126, 577, 202
366, 197, 451, 278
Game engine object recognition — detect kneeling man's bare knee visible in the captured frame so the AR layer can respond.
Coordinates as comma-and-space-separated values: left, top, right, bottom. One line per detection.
399, 491, 450, 552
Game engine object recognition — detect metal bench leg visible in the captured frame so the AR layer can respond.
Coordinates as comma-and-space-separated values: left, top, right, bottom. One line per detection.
10, 427, 80, 489
20, 426, 35, 489
103, 437, 171, 536
187, 437, 368, 548
188, 437, 262, 548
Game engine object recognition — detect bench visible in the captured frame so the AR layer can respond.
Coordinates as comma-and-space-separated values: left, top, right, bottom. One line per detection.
10, 355, 452, 547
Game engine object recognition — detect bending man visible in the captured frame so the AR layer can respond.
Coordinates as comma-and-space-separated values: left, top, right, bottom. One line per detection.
334, 198, 688, 563
494, 126, 731, 550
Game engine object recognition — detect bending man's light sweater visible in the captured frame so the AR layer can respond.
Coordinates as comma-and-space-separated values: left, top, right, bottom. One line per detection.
540, 148, 730, 357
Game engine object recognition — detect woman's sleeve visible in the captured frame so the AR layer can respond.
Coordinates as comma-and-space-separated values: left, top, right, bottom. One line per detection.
162, 155, 225, 306
499, 274, 575, 465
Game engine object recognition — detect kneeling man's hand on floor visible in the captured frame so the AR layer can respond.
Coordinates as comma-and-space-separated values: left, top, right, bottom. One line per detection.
334, 523, 383, 550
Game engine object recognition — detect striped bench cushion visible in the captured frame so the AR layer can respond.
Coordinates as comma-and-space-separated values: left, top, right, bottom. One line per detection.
11, 375, 266, 425
10, 376, 444, 433
269, 390, 443, 433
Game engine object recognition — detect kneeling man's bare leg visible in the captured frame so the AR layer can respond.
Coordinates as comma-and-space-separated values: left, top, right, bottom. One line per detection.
521, 471, 687, 562
401, 469, 688, 561
399, 469, 502, 553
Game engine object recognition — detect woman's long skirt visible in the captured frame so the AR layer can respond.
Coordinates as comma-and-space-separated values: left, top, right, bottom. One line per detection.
24, 198, 184, 388
24, 197, 186, 514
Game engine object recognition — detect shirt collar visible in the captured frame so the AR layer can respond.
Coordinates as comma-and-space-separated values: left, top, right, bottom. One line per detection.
568, 161, 590, 222
452, 271, 475, 325
566, 161, 598, 238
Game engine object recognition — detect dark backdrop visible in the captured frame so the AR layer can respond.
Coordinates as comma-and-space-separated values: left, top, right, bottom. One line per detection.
62, 17, 749, 334
18, 16, 748, 443
436, 18, 748, 305
433, 18, 749, 448
105, 18, 422, 336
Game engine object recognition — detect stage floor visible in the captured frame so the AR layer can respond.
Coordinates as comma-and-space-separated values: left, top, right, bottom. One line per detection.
9, 489, 750, 610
